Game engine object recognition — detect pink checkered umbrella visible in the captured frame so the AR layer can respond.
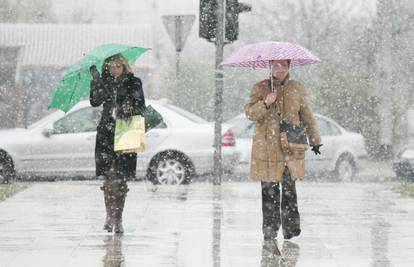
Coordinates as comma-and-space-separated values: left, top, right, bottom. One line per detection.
221, 41, 320, 68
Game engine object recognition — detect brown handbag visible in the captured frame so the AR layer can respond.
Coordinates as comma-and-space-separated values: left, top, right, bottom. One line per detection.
279, 121, 309, 153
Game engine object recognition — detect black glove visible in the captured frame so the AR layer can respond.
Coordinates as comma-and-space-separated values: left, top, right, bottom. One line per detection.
89, 65, 100, 80
311, 144, 323, 155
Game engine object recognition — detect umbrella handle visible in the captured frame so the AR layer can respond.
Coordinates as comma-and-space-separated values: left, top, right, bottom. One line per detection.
269, 61, 274, 92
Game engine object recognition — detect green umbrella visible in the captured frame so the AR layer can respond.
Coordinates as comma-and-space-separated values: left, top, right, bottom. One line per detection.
49, 43, 151, 112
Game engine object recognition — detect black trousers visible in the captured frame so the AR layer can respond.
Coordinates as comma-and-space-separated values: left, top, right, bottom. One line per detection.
261, 168, 300, 239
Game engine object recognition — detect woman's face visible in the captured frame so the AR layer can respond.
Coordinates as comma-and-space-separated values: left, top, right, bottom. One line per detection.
108, 61, 124, 78
270, 60, 290, 80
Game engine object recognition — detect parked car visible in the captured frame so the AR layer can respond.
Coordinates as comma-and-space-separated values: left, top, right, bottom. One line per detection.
393, 144, 414, 181
226, 113, 368, 181
0, 100, 239, 185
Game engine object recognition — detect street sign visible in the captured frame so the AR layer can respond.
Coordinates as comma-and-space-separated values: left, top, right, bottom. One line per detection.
162, 15, 195, 52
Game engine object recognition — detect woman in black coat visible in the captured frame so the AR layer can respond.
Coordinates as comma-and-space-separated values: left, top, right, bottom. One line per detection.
89, 54, 145, 234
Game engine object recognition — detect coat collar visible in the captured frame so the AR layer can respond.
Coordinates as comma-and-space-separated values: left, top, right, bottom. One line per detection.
272, 73, 290, 86
268, 73, 290, 91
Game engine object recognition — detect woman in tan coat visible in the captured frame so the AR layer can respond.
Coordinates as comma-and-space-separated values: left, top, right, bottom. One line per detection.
245, 59, 322, 240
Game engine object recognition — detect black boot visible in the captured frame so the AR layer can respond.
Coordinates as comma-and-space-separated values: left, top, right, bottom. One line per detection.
261, 182, 281, 241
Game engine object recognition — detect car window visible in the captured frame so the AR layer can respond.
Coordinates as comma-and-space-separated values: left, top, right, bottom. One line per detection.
226, 115, 245, 125
316, 117, 332, 136
327, 120, 341, 135
231, 119, 254, 138
146, 106, 167, 129
53, 107, 101, 134
246, 123, 254, 138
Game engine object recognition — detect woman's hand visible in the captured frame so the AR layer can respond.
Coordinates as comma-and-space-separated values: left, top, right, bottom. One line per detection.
311, 144, 323, 155
264, 92, 277, 107
89, 65, 100, 80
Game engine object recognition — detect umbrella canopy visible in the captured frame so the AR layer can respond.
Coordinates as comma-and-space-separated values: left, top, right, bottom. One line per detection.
49, 43, 151, 112
221, 41, 320, 68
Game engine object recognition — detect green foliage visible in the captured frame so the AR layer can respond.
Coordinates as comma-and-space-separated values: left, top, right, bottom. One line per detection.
0, 183, 30, 201
393, 183, 414, 198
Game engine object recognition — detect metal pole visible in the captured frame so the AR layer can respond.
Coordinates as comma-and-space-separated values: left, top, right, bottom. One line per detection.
176, 51, 180, 79
175, 16, 183, 78
213, 0, 225, 185
175, 16, 182, 102
212, 186, 222, 267
376, 0, 393, 158
15, 47, 25, 127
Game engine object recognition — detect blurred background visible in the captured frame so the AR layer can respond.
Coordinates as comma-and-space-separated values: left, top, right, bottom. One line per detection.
0, 0, 413, 158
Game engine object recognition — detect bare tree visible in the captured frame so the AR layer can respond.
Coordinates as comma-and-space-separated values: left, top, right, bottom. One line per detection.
374, 0, 414, 154
243, 0, 362, 55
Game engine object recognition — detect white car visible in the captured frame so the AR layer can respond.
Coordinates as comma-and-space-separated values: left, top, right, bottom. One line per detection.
227, 113, 368, 181
0, 100, 239, 185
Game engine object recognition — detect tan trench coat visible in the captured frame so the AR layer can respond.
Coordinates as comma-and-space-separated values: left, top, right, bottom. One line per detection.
245, 78, 321, 182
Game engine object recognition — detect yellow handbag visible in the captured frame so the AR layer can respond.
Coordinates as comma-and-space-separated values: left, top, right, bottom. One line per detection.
114, 115, 146, 153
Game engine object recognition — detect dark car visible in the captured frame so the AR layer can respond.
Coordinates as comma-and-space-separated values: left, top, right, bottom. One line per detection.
393, 144, 414, 181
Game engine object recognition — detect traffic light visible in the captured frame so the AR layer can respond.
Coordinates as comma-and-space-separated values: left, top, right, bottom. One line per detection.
199, 0, 218, 41
225, 0, 251, 42
199, 0, 251, 42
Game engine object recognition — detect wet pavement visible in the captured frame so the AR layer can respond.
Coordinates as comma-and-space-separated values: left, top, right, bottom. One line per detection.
0, 180, 413, 267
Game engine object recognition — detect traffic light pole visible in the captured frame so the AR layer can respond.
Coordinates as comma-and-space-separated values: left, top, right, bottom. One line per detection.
213, 0, 225, 186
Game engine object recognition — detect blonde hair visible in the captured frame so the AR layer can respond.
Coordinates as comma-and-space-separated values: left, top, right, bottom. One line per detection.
102, 53, 133, 75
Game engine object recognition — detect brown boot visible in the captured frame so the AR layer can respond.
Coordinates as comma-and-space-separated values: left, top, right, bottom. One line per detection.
104, 191, 115, 232
101, 181, 115, 232
113, 180, 128, 234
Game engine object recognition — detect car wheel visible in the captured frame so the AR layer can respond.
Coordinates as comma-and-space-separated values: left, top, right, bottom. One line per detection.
147, 152, 194, 185
0, 152, 16, 184
334, 156, 355, 182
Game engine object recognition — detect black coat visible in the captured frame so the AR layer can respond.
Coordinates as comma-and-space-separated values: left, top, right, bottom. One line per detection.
90, 73, 146, 178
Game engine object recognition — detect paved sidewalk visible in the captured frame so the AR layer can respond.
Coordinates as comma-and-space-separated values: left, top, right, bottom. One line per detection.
356, 160, 395, 182
0, 180, 413, 267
